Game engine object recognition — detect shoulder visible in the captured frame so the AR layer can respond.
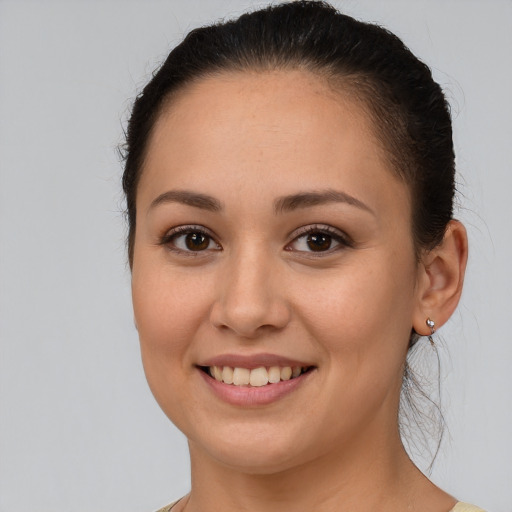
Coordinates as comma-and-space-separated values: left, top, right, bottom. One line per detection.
154, 500, 179, 512
451, 503, 486, 512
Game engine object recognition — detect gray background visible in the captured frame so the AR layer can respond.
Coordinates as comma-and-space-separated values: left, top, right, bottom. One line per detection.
0, 1, 511, 511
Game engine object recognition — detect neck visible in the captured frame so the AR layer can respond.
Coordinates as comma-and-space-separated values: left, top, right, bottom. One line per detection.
182, 428, 448, 512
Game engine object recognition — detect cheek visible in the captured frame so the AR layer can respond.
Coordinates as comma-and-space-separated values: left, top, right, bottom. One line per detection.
289, 260, 417, 432
131, 262, 211, 370
292, 254, 417, 365
131, 264, 217, 427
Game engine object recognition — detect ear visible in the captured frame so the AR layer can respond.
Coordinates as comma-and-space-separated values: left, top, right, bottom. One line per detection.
412, 220, 468, 336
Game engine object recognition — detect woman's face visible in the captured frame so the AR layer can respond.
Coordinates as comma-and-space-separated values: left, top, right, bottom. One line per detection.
132, 70, 423, 473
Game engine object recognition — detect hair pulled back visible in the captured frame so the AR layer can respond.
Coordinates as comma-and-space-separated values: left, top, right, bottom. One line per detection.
122, 0, 455, 266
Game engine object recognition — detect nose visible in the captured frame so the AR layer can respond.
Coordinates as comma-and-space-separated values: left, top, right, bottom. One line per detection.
209, 248, 291, 339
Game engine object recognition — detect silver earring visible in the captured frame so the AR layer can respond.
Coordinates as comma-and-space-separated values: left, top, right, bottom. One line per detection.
426, 318, 435, 346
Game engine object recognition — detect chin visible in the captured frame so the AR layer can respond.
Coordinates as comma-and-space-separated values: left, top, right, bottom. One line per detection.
188, 422, 313, 475
206, 447, 304, 476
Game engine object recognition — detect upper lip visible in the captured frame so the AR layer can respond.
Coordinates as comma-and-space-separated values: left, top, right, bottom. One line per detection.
198, 353, 314, 369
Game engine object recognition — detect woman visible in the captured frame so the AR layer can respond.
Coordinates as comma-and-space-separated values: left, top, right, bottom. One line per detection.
122, 2, 480, 511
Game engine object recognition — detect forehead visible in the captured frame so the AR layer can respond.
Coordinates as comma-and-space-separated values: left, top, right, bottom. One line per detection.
138, 69, 407, 214
150, 69, 381, 163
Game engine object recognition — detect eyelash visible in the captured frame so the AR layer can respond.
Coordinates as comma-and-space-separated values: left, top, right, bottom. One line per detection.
159, 224, 353, 256
159, 225, 220, 256
286, 224, 353, 255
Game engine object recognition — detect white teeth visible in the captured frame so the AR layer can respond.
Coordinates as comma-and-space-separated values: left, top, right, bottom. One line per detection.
213, 366, 223, 382
207, 365, 310, 386
268, 366, 281, 383
222, 366, 234, 384
249, 367, 269, 387
280, 367, 292, 381
233, 367, 250, 386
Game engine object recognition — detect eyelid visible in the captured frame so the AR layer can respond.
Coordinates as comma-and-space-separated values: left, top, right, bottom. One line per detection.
286, 224, 354, 252
159, 224, 221, 254
158, 223, 352, 256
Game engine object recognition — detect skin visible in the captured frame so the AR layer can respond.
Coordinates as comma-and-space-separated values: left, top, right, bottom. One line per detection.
131, 70, 468, 512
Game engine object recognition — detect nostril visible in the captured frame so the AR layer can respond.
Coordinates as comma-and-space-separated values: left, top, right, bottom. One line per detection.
209, 298, 291, 338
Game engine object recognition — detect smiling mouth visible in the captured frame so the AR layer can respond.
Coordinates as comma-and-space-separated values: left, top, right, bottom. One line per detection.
199, 365, 314, 387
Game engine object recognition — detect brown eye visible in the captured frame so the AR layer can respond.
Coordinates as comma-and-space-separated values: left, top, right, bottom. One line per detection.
185, 232, 210, 251
288, 225, 350, 254
306, 233, 332, 252
162, 227, 221, 253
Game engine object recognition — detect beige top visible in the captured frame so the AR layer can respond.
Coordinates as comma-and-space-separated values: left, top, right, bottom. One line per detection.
451, 504, 486, 512
156, 500, 486, 512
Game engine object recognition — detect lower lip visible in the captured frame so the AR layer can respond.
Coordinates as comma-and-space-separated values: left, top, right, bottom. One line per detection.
198, 369, 314, 406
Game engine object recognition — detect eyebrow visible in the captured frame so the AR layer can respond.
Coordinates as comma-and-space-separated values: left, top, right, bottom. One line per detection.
274, 189, 375, 215
148, 190, 223, 213
148, 188, 374, 216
